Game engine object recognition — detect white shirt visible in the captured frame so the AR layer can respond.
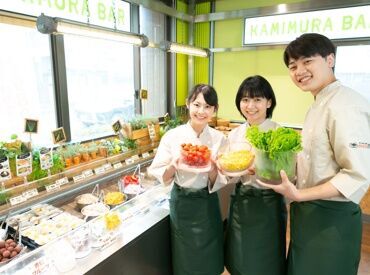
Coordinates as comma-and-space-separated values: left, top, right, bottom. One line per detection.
226, 119, 280, 189
297, 81, 370, 203
148, 122, 227, 190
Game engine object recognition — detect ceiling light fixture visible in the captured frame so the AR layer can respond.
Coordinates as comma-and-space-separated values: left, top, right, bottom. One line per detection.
36, 13, 149, 47
160, 41, 209, 57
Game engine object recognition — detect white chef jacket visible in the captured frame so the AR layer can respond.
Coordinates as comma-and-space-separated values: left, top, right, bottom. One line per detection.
226, 119, 280, 189
297, 81, 370, 203
148, 122, 227, 191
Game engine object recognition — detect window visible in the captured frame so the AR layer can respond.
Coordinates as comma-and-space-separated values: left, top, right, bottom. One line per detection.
64, 35, 135, 141
335, 45, 370, 102
140, 7, 167, 117
0, 18, 56, 146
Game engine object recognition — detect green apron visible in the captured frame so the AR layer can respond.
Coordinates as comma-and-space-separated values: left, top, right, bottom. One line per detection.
288, 200, 362, 275
170, 183, 224, 275
225, 183, 287, 275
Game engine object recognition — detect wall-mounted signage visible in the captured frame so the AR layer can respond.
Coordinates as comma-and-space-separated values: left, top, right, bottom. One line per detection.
1, 0, 130, 31
244, 5, 370, 45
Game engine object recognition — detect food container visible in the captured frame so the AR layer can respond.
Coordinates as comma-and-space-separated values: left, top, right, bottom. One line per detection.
68, 226, 91, 259
124, 184, 144, 200
218, 142, 254, 174
254, 149, 297, 185
81, 203, 110, 219
75, 193, 99, 210
0, 238, 25, 265
180, 143, 211, 168
47, 239, 76, 272
104, 192, 127, 208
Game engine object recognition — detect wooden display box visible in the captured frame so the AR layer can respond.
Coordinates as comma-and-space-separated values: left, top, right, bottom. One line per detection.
128, 124, 160, 146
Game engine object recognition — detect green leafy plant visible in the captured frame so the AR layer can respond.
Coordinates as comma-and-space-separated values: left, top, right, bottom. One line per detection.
160, 116, 183, 137
27, 149, 65, 182
123, 138, 137, 150
0, 135, 31, 176
88, 142, 98, 154
0, 191, 11, 205
129, 117, 148, 130
246, 126, 302, 158
246, 126, 302, 181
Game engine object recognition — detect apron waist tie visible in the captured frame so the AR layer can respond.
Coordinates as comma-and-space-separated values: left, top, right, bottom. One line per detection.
174, 183, 209, 197
236, 182, 278, 197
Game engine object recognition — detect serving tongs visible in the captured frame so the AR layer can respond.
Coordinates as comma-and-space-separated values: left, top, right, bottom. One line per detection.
0, 212, 10, 240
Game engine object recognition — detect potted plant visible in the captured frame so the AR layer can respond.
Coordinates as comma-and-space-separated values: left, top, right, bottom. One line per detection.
62, 148, 73, 168
27, 149, 64, 181
98, 141, 108, 158
80, 146, 90, 162
73, 144, 82, 165
88, 142, 98, 159
123, 117, 148, 140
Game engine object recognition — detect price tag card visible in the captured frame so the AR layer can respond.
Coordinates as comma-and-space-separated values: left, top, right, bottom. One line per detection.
0, 156, 12, 182
39, 147, 53, 170
46, 183, 60, 193
10, 195, 27, 206
103, 163, 113, 171
55, 177, 69, 186
141, 152, 150, 159
131, 154, 140, 160
22, 188, 38, 199
94, 166, 106, 175
99, 234, 118, 251
24, 255, 52, 275
16, 152, 32, 177
125, 158, 134, 165
73, 174, 86, 183
148, 124, 156, 140
83, 169, 94, 178
113, 162, 123, 169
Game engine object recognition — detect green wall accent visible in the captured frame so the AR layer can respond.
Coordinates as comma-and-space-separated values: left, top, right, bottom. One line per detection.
214, 48, 312, 125
213, 0, 313, 126
176, 1, 188, 106
194, 3, 210, 85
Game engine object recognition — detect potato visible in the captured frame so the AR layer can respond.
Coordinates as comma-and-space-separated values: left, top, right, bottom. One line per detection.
10, 251, 17, 258
2, 250, 10, 258
15, 245, 22, 253
5, 239, 12, 244
7, 246, 13, 252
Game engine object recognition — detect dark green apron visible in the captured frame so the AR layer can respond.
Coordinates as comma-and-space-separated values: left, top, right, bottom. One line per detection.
170, 183, 224, 275
288, 200, 362, 275
225, 183, 287, 275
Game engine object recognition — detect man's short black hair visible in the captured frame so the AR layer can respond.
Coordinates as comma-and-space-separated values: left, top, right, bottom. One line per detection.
283, 33, 336, 67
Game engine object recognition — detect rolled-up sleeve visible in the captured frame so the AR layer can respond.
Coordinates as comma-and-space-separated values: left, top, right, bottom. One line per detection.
329, 106, 370, 203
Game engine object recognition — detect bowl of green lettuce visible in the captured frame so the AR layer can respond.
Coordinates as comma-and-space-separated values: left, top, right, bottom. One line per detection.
246, 126, 302, 184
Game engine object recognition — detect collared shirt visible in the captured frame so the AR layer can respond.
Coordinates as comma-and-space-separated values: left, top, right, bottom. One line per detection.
226, 119, 280, 189
148, 122, 227, 190
297, 80, 370, 203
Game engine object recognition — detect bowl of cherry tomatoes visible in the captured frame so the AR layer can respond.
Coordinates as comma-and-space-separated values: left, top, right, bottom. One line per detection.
180, 143, 211, 170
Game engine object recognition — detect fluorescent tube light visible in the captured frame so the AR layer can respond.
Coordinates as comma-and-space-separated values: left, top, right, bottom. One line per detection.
160, 41, 209, 57
36, 14, 148, 47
